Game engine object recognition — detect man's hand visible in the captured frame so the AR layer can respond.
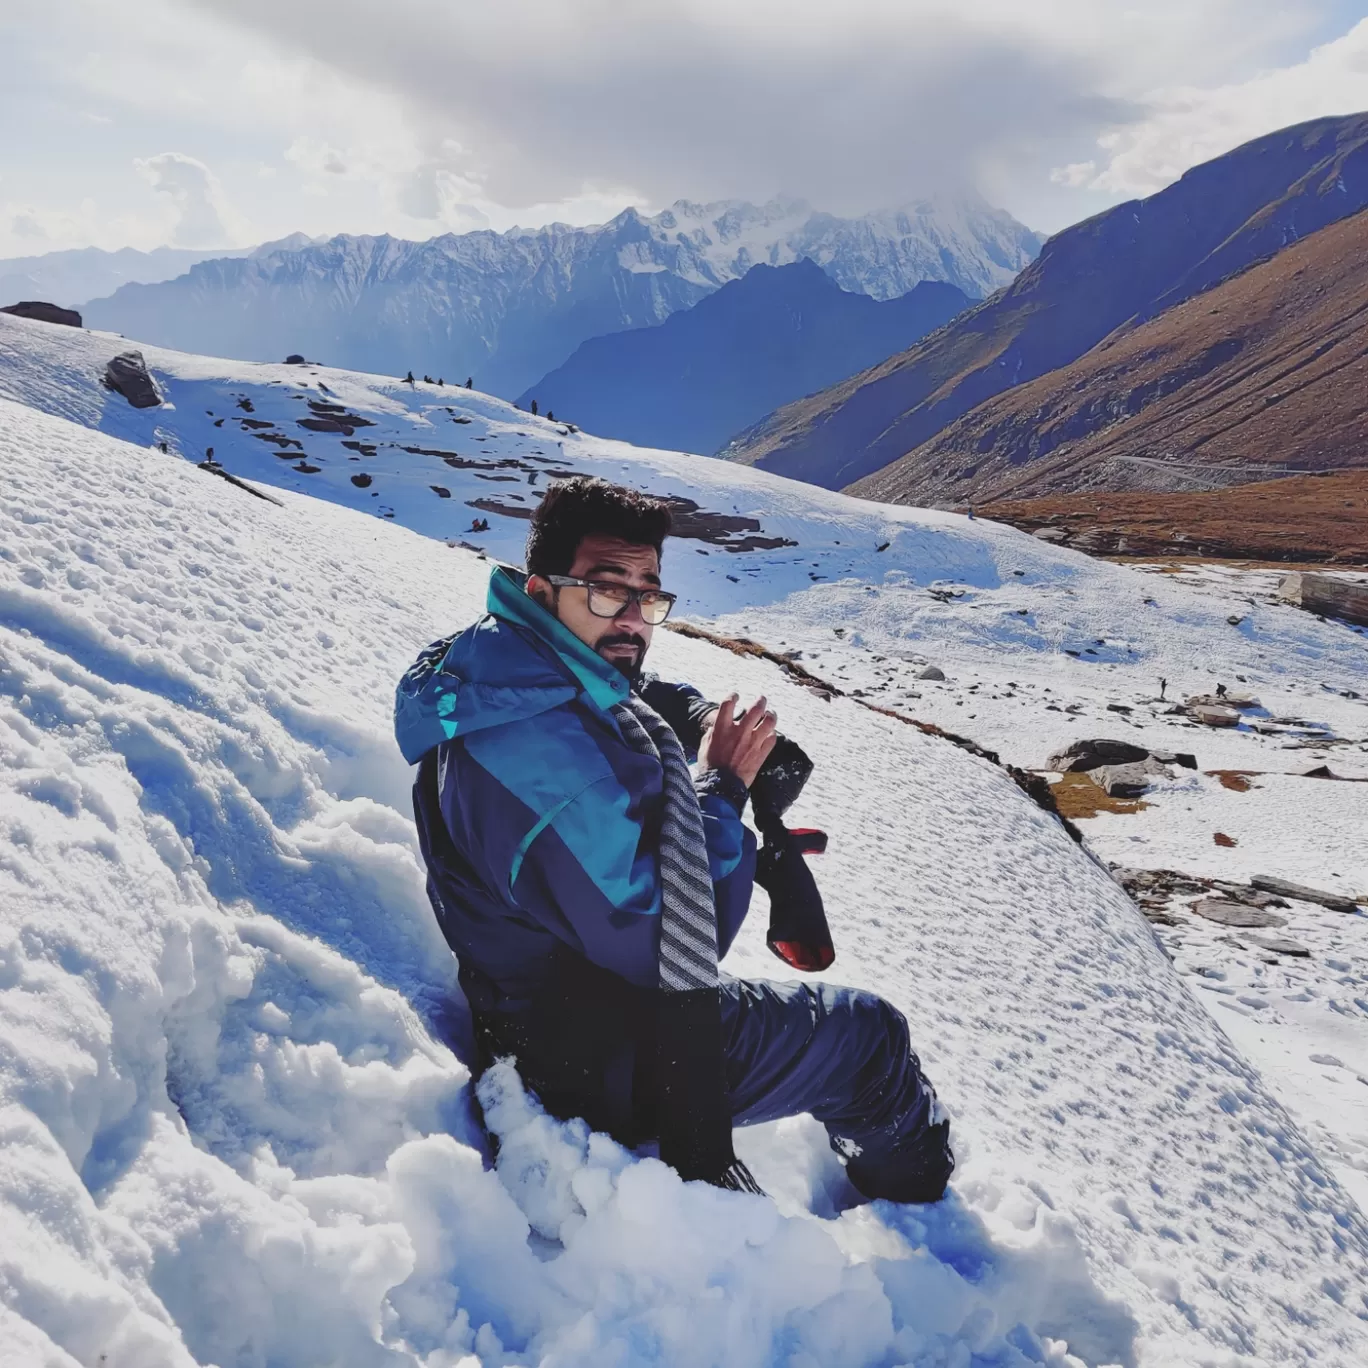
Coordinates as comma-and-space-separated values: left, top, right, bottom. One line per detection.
698, 694, 778, 788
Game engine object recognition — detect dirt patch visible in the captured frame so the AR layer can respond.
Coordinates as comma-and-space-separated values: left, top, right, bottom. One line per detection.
1048, 771, 1151, 820
980, 469, 1368, 565
1208, 770, 1257, 792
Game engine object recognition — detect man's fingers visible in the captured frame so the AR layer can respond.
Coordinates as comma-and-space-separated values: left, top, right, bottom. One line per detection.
738, 695, 768, 728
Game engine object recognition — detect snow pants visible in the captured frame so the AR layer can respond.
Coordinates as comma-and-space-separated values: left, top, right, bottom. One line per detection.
475, 969, 953, 1205
715, 976, 954, 1204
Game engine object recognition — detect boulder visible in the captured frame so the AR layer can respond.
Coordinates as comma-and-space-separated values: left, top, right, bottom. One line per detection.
103, 351, 162, 409
1, 300, 82, 327
1046, 738, 1151, 772
1245, 934, 1310, 958
1093, 758, 1170, 798
1185, 692, 1260, 709
1250, 874, 1359, 913
1277, 571, 1368, 629
1189, 703, 1241, 727
916, 665, 946, 681
284, 353, 307, 364
1031, 526, 1068, 542
1192, 899, 1287, 928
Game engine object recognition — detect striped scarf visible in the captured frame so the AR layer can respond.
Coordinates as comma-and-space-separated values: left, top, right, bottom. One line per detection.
613, 693, 762, 1193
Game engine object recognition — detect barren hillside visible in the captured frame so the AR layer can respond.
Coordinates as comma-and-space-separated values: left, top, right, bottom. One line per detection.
854, 208, 1368, 507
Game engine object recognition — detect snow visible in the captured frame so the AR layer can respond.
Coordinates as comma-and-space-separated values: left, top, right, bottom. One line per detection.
3, 317, 1368, 1363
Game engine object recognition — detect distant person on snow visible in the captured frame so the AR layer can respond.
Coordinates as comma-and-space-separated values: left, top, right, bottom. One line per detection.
394, 477, 952, 1200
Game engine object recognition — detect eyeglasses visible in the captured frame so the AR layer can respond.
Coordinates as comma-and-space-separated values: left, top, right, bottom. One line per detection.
546, 575, 677, 625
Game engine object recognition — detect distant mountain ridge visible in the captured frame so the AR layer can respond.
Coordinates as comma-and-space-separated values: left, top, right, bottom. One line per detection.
0, 246, 244, 312
0, 236, 323, 312
521, 259, 969, 455
854, 205, 1368, 506
80, 196, 1042, 397
726, 113, 1368, 495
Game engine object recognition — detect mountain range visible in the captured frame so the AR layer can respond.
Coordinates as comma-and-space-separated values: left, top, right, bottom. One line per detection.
726, 113, 1368, 502
518, 259, 969, 455
0, 236, 325, 312
78, 197, 1041, 398
856, 203, 1368, 506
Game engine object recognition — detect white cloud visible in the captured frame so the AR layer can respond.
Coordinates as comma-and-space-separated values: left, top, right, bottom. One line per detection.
1065, 17, 1368, 198
1, 0, 1364, 252
134, 152, 241, 247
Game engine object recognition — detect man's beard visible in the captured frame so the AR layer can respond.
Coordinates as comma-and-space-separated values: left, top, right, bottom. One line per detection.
596, 631, 647, 680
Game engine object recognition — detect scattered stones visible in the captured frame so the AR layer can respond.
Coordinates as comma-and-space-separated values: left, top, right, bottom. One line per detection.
102, 351, 163, 408
1244, 934, 1311, 958
917, 665, 946, 681
1192, 898, 1287, 928
1250, 875, 1360, 913
1, 300, 82, 327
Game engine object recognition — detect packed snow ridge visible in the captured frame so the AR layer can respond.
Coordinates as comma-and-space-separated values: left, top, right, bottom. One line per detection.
2, 319, 1368, 1366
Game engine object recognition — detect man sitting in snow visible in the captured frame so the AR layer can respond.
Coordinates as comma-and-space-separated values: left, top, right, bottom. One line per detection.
395, 477, 952, 1200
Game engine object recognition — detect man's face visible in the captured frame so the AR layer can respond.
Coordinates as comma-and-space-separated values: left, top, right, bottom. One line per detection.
532, 534, 661, 678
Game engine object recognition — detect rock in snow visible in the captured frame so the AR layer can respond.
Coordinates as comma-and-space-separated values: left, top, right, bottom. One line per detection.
1251, 873, 1361, 913
102, 349, 163, 408
1278, 570, 1368, 629
0, 299, 82, 327
3, 395, 1368, 1366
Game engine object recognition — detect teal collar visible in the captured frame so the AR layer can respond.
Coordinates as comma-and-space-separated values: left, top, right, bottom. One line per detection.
486, 565, 630, 713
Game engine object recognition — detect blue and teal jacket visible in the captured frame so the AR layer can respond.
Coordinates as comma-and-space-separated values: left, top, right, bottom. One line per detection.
395, 566, 757, 1018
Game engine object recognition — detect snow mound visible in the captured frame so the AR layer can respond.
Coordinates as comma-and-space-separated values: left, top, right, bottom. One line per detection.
3, 399, 1367, 1366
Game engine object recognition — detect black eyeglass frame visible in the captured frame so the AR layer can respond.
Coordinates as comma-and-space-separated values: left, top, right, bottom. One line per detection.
544, 575, 678, 624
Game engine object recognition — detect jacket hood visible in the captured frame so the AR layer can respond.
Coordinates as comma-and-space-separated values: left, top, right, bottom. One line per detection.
394, 564, 631, 765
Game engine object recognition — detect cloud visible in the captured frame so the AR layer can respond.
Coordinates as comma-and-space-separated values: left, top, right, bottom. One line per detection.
180, 0, 1337, 226
1063, 17, 1368, 198
134, 152, 236, 246
5, 0, 1364, 253
9, 211, 47, 241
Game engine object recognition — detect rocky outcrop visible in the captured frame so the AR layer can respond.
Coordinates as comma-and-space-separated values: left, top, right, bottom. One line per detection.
102, 351, 163, 409
1047, 738, 1196, 773
1277, 572, 1368, 629
1250, 875, 1360, 913
1, 301, 82, 327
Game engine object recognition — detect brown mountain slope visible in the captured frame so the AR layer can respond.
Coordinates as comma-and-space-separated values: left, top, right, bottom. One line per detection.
852, 206, 1368, 506
724, 112, 1368, 491
979, 470, 1368, 565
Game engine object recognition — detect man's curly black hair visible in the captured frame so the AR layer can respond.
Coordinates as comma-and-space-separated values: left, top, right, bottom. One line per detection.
525, 476, 673, 578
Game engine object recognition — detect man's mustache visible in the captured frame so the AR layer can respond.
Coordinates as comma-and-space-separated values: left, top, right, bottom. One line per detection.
597, 632, 646, 655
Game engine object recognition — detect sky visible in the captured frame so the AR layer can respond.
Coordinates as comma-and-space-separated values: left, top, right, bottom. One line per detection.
2, 0, 1368, 259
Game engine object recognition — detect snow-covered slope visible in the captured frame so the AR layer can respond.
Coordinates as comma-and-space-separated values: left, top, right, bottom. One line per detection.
78, 197, 1042, 398
4, 357, 1368, 1359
